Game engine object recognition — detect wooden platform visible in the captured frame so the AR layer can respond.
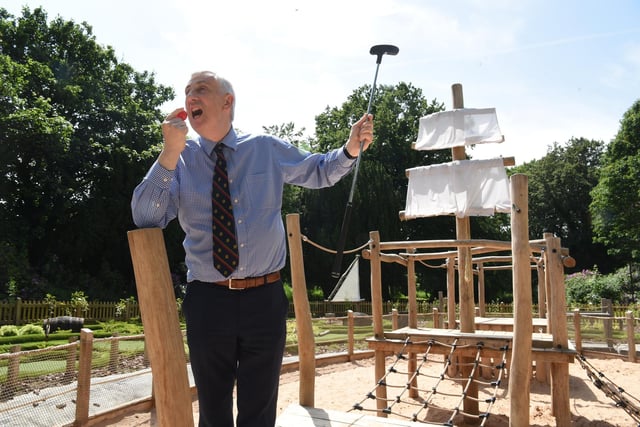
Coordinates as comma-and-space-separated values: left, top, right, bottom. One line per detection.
368, 327, 576, 363
457, 316, 548, 332
276, 404, 440, 426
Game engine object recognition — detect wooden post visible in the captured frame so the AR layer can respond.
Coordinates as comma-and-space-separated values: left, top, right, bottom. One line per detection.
369, 230, 388, 416
392, 308, 399, 330
508, 174, 532, 427
602, 298, 613, 348
446, 256, 459, 379
573, 309, 582, 354
15, 297, 22, 326
477, 263, 486, 317
369, 231, 384, 339
109, 333, 119, 373
536, 260, 546, 318
127, 228, 194, 427
627, 311, 637, 363
433, 307, 440, 329
407, 250, 418, 329
347, 310, 355, 358
75, 328, 93, 427
451, 84, 475, 334
446, 257, 456, 329
285, 214, 316, 407
451, 83, 478, 421
406, 252, 419, 399
2, 345, 20, 400
544, 233, 571, 426
64, 337, 78, 383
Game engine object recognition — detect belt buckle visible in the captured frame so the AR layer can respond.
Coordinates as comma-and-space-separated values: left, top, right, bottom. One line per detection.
228, 278, 245, 290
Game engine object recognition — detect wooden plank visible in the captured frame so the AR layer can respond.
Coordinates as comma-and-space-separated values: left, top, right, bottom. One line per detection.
366, 328, 576, 364
276, 404, 440, 427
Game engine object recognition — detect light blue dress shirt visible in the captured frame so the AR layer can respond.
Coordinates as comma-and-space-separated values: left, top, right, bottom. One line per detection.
131, 128, 356, 283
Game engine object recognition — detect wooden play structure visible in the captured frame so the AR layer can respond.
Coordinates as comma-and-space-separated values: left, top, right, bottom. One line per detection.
278, 84, 578, 426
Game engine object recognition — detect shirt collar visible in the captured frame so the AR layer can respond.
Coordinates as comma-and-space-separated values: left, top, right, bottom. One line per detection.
199, 127, 238, 157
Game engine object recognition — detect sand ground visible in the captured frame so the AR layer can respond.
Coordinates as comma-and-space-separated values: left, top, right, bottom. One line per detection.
96, 354, 640, 426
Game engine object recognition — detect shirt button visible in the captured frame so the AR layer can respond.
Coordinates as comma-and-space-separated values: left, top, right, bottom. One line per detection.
240, 243, 245, 248
155, 203, 161, 208
234, 198, 239, 204
163, 177, 169, 182
238, 219, 243, 224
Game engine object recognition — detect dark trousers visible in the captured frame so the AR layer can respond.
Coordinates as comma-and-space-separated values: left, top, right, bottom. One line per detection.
183, 280, 288, 427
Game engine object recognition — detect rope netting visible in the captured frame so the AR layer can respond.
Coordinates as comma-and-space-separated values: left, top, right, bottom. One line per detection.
577, 354, 640, 426
350, 338, 508, 426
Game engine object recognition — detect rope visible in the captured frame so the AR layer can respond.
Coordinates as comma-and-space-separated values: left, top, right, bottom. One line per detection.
301, 234, 370, 255
350, 338, 508, 425
417, 260, 446, 269
577, 354, 640, 426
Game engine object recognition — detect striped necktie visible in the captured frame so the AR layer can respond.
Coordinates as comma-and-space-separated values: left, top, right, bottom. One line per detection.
212, 144, 238, 277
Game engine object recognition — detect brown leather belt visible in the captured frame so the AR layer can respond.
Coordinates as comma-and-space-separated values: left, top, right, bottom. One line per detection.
214, 271, 281, 290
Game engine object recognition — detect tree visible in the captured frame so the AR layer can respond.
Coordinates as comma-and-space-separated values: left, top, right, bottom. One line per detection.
511, 137, 613, 272
0, 7, 174, 299
590, 99, 640, 264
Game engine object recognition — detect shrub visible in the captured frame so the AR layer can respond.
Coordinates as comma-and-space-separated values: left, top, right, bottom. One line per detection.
307, 285, 324, 301
565, 267, 627, 305
19, 324, 45, 335
283, 282, 293, 302
0, 325, 19, 337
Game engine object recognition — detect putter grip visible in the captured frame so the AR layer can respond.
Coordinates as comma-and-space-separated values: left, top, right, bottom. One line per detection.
331, 202, 353, 279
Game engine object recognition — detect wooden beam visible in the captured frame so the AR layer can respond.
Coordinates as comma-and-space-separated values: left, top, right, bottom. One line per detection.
509, 174, 532, 427
285, 214, 316, 407
128, 228, 194, 427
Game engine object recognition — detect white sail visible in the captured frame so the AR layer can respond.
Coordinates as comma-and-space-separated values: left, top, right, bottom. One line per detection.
328, 256, 363, 302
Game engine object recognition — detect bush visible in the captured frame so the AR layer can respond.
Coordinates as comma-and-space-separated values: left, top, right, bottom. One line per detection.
307, 285, 324, 301
0, 325, 19, 337
566, 267, 627, 305
19, 324, 44, 335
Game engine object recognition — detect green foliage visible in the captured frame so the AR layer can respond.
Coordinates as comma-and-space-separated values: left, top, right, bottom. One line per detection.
43, 293, 60, 318
565, 267, 628, 305
307, 285, 325, 301
115, 296, 136, 318
590, 99, 640, 264
18, 324, 44, 335
512, 137, 611, 273
0, 325, 19, 337
283, 282, 293, 302
285, 318, 322, 345
69, 290, 89, 316
98, 320, 143, 335
0, 7, 174, 300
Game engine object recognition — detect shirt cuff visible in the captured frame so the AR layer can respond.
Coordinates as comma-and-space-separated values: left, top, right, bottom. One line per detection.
145, 161, 175, 189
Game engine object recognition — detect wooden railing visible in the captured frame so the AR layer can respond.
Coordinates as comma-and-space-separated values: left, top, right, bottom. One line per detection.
0, 298, 141, 325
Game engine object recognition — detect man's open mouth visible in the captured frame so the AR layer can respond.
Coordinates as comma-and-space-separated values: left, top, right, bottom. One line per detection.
191, 108, 203, 119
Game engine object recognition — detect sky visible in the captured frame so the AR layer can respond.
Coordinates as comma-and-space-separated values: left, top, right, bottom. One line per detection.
4, 0, 640, 164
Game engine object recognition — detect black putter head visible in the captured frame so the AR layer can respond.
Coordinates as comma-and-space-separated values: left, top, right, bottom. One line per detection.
370, 44, 399, 64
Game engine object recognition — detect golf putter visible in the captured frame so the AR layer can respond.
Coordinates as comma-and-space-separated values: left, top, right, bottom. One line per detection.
331, 44, 399, 281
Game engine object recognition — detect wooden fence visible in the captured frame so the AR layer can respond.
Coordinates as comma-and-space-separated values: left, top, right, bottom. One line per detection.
2, 297, 638, 326
0, 298, 141, 325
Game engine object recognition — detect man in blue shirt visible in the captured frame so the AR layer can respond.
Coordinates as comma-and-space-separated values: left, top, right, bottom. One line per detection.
131, 71, 373, 427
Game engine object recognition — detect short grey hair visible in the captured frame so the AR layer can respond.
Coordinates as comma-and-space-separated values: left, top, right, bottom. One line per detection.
190, 71, 236, 121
